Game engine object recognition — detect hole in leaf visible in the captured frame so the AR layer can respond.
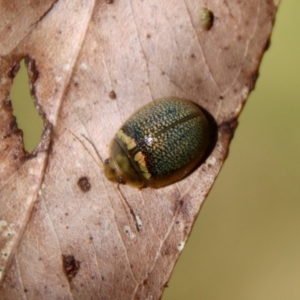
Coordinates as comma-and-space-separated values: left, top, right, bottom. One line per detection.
10, 59, 43, 152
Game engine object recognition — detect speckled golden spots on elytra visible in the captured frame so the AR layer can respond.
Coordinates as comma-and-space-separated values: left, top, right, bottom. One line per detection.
134, 152, 151, 179
117, 130, 136, 150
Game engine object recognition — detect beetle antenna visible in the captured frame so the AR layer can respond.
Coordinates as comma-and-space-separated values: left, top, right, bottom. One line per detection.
68, 130, 103, 169
117, 184, 142, 232
81, 134, 104, 164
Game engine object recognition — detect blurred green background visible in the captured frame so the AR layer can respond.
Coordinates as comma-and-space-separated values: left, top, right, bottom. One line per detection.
10, 1, 300, 299
164, 1, 300, 299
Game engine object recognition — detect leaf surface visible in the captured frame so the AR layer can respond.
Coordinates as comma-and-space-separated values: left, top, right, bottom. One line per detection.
0, 0, 278, 299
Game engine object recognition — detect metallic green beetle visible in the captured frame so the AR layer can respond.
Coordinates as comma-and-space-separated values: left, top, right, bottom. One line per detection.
104, 97, 209, 188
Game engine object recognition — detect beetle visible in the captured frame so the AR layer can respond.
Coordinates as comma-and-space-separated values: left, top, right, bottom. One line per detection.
104, 97, 209, 188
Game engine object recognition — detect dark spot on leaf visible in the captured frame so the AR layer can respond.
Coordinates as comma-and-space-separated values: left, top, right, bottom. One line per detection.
249, 72, 259, 91
195, 77, 203, 85
219, 95, 224, 100
77, 176, 91, 192
2, 98, 12, 112
163, 248, 170, 256
25, 57, 39, 83
106, 0, 113, 3
109, 90, 117, 99
8, 61, 20, 78
9, 119, 19, 133
265, 39, 271, 51
218, 119, 238, 140
172, 198, 184, 214
62, 255, 81, 282
146, 33, 151, 39
190, 53, 196, 59
237, 35, 243, 41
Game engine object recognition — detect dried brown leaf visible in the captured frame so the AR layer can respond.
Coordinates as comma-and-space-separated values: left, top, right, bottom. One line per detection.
0, 1, 278, 299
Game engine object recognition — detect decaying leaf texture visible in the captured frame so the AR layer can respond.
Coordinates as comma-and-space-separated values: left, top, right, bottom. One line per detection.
0, 0, 278, 299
